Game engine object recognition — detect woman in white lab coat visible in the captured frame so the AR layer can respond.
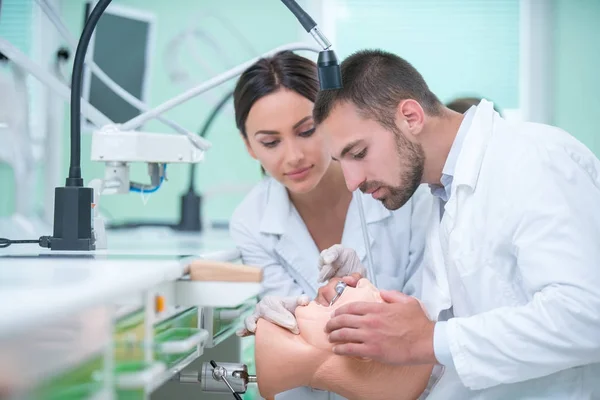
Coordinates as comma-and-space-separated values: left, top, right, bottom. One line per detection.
228, 51, 431, 400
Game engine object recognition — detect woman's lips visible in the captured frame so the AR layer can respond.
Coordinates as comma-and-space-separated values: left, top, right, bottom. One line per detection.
285, 166, 313, 180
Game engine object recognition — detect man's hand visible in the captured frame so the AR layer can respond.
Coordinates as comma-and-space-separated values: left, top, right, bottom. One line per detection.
324, 290, 437, 365
315, 273, 362, 306
236, 295, 310, 337
318, 244, 367, 283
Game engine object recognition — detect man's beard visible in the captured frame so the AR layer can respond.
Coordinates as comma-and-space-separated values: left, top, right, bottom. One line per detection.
360, 127, 425, 210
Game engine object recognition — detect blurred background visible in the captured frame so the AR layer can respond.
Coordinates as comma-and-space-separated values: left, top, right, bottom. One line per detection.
0, 0, 598, 229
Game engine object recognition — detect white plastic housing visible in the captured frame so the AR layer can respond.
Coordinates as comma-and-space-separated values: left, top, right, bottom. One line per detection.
90, 128, 205, 164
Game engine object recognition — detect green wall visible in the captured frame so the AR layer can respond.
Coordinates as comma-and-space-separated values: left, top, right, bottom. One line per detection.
553, 0, 600, 154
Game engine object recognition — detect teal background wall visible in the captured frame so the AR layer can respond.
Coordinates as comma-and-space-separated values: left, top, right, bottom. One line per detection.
0, 0, 34, 218
0, 0, 304, 223
1, 0, 599, 222
553, 0, 600, 154
332, 0, 520, 110
0, 0, 33, 51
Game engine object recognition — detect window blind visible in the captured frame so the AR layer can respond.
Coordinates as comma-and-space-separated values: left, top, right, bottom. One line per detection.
0, 0, 34, 55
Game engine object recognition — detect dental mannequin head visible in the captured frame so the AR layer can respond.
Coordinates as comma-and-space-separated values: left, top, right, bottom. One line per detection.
254, 279, 432, 400
233, 51, 339, 195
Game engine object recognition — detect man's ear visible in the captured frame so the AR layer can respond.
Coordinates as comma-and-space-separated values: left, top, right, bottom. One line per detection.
244, 136, 257, 160
395, 99, 425, 137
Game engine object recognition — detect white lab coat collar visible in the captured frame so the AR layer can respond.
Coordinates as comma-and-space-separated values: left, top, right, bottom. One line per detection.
259, 179, 393, 235
452, 99, 497, 192
422, 100, 499, 319
258, 178, 292, 235
258, 180, 320, 295
444, 99, 497, 219
257, 179, 392, 295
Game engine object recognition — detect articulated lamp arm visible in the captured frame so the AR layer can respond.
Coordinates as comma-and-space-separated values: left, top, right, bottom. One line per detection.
120, 42, 321, 132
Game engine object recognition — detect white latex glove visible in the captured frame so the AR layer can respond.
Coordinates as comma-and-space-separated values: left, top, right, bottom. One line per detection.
318, 244, 366, 283
236, 295, 310, 337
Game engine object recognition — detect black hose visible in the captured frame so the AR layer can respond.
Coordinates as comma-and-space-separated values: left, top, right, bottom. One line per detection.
187, 90, 234, 193
280, 0, 317, 32
67, 0, 112, 186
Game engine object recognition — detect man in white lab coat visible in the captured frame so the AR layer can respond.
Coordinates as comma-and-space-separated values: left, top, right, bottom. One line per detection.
313, 49, 600, 399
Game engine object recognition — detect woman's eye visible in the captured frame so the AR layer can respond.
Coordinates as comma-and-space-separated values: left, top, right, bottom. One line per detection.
262, 140, 279, 148
299, 128, 316, 137
353, 148, 367, 159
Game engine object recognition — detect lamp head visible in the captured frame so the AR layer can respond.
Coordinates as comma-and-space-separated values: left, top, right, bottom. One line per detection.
317, 50, 342, 90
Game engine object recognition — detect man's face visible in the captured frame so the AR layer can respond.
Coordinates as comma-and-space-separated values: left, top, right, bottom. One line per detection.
321, 102, 425, 210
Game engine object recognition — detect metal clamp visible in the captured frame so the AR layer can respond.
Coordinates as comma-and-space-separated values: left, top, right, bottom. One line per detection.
171, 360, 258, 398
210, 360, 242, 400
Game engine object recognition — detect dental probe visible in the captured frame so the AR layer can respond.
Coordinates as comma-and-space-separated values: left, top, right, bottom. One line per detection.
329, 281, 347, 306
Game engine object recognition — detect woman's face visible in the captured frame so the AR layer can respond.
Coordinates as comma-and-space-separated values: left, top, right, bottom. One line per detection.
244, 88, 331, 194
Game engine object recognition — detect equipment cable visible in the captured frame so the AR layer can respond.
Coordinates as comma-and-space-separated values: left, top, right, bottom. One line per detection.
0, 236, 52, 249
68, 0, 112, 185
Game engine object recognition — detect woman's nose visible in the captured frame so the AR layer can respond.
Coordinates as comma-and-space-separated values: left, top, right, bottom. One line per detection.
284, 139, 305, 164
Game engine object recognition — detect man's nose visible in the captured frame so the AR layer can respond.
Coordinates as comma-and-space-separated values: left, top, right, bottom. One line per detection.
341, 162, 365, 192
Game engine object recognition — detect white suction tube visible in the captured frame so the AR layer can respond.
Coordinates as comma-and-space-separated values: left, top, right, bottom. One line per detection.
354, 191, 377, 287
121, 42, 321, 131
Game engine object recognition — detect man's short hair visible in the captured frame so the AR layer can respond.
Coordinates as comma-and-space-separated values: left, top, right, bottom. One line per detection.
313, 49, 443, 130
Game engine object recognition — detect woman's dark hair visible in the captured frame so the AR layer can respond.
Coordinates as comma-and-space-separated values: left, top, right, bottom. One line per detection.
233, 50, 319, 138
446, 96, 502, 115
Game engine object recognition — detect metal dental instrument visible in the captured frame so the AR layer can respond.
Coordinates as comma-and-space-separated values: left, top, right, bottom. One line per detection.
329, 281, 347, 306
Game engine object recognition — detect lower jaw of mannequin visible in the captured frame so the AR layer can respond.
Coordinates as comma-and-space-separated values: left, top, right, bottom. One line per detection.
309, 355, 373, 399
310, 355, 433, 400
255, 325, 329, 398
